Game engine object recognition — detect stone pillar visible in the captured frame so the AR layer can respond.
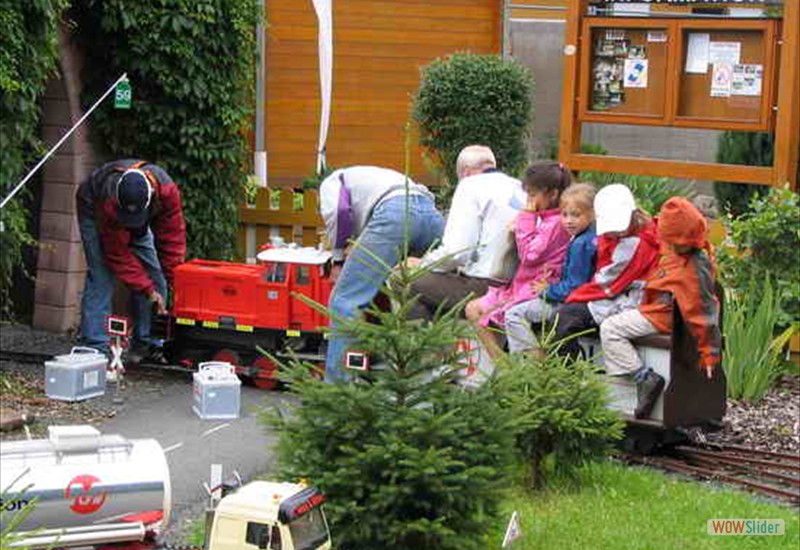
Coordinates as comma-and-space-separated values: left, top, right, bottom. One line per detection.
33, 25, 97, 333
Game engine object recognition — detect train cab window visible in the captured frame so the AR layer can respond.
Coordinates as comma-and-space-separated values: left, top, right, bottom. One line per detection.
246, 522, 281, 550
295, 266, 311, 286
263, 263, 286, 283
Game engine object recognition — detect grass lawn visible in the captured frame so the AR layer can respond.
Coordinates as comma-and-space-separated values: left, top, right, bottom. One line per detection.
488, 460, 799, 549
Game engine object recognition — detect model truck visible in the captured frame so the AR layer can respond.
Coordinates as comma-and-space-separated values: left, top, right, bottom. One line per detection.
1, 425, 331, 550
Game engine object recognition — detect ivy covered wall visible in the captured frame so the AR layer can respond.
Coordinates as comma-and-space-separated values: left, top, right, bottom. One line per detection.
71, 0, 260, 260
0, 0, 68, 318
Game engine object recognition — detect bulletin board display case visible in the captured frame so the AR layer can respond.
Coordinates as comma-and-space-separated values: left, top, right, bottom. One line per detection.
675, 20, 778, 130
581, 19, 672, 121
578, 17, 778, 132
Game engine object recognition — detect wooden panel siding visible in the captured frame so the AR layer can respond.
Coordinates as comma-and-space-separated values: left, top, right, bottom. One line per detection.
264, 0, 501, 189
510, 0, 568, 20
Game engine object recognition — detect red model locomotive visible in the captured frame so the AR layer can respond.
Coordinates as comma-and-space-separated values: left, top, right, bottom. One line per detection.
161, 245, 334, 389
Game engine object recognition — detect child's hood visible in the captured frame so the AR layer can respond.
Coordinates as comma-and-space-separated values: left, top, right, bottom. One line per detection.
657, 197, 708, 248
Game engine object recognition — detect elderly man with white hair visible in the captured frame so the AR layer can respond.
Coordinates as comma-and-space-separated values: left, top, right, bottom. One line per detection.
406, 145, 526, 319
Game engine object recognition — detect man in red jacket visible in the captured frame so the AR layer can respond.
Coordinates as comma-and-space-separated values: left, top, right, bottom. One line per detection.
76, 159, 186, 359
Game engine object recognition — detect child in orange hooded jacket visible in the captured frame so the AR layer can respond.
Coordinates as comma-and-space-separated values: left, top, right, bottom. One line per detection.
599, 196, 721, 419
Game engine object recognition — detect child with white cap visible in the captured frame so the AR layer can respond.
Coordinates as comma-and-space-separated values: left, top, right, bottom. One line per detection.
600, 197, 721, 419
552, 183, 660, 359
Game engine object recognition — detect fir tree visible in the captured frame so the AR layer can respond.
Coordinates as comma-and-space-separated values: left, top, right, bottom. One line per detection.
261, 261, 514, 550
492, 345, 624, 490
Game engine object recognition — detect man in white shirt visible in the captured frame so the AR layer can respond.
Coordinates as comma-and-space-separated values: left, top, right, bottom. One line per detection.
319, 166, 444, 381
406, 145, 526, 319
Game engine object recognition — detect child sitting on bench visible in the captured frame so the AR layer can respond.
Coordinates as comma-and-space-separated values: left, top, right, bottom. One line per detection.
504, 183, 598, 356
599, 197, 721, 419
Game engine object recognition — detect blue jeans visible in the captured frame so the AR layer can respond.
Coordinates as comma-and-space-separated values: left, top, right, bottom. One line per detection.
78, 215, 167, 356
325, 194, 444, 382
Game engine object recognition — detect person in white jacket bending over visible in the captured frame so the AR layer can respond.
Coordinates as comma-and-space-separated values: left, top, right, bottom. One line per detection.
405, 145, 526, 319
319, 166, 444, 382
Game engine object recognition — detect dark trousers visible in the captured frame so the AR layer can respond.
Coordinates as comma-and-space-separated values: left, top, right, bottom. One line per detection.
554, 302, 597, 358
409, 272, 490, 320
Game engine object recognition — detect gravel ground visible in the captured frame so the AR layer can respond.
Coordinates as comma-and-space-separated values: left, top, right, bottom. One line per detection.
709, 373, 800, 455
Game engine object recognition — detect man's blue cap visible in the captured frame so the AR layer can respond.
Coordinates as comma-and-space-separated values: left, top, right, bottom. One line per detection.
116, 169, 151, 228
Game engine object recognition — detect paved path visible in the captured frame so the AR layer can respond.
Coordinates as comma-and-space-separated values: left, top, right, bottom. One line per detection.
97, 371, 292, 541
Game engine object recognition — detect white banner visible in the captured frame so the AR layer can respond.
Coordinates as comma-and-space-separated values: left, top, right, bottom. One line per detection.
312, 0, 333, 173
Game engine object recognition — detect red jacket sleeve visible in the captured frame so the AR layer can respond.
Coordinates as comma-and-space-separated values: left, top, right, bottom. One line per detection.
151, 183, 186, 286
567, 223, 660, 303
97, 199, 155, 295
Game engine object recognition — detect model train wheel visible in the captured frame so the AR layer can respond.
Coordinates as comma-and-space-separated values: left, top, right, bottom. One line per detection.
251, 356, 279, 390
212, 349, 241, 368
310, 363, 325, 381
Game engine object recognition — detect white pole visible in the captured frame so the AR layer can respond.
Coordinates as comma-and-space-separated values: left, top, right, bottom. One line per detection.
0, 72, 128, 211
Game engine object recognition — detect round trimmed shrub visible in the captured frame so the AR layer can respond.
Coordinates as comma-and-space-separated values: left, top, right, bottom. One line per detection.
412, 53, 534, 201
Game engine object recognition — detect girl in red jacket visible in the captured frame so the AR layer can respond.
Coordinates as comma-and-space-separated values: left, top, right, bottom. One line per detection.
600, 197, 721, 419
553, 184, 660, 359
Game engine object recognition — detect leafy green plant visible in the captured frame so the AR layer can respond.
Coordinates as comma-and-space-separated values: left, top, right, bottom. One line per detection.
72, 0, 259, 260
412, 52, 533, 202
539, 136, 607, 161
1, 473, 38, 548
718, 186, 800, 327
0, 0, 68, 318
242, 175, 259, 207
579, 141, 609, 157
714, 131, 772, 216
261, 266, 514, 550
723, 277, 795, 403
491, 349, 624, 490
301, 165, 336, 190
580, 172, 695, 215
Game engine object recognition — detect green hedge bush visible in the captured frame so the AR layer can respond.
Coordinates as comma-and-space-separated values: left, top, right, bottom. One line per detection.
713, 131, 772, 216
412, 53, 533, 203
0, 0, 68, 318
72, 0, 259, 260
718, 186, 800, 328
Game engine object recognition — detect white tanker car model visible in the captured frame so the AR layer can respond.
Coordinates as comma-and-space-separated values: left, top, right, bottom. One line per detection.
1, 425, 331, 550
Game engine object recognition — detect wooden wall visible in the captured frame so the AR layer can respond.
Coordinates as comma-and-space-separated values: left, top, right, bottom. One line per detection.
264, 0, 502, 187
510, 0, 568, 20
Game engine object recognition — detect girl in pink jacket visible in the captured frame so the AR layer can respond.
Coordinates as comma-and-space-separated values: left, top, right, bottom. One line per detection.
466, 162, 572, 355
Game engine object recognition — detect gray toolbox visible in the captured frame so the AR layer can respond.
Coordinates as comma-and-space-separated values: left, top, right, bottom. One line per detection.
45, 347, 107, 402
193, 362, 241, 420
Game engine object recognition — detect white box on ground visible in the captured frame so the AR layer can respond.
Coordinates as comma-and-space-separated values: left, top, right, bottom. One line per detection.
44, 347, 107, 402
193, 362, 241, 420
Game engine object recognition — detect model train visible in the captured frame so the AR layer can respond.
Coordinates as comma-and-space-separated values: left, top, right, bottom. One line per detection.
159, 245, 333, 389
156, 245, 725, 450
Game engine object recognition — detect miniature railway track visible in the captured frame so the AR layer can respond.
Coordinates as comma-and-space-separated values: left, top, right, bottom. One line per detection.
625, 444, 800, 505
0, 348, 194, 377
0, 349, 54, 364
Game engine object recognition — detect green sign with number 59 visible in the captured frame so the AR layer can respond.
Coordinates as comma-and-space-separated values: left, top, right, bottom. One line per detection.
115, 80, 132, 109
